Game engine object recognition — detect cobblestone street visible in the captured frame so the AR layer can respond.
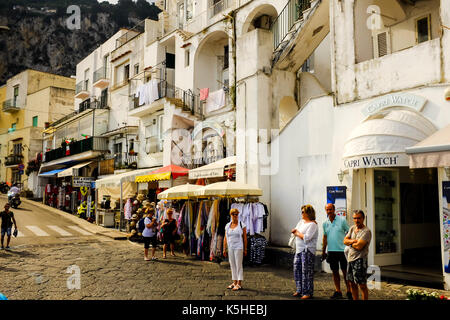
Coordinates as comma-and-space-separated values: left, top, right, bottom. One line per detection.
1, 237, 448, 300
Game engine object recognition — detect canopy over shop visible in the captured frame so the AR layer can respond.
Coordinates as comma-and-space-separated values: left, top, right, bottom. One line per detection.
188, 156, 236, 180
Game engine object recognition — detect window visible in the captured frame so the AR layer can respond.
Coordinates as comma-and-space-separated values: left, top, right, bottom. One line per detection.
186, 0, 193, 21
13, 85, 19, 105
11, 123, 16, 131
185, 49, 190, 67
224, 45, 229, 70
84, 69, 90, 90
373, 30, 391, 58
124, 64, 130, 81
13, 142, 22, 155
416, 15, 431, 44
32, 116, 38, 127
134, 63, 139, 75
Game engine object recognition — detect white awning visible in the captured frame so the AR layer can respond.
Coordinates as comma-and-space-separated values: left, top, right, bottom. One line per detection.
342, 109, 437, 169
96, 168, 152, 188
188, 156, 236, 179
405, 124, 450, 168
57, 161, 93, 178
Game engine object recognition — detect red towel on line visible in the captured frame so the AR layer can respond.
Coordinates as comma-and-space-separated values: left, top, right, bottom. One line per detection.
200, 88, 209, 101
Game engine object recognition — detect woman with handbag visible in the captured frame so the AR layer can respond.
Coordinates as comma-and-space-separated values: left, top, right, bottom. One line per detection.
291, 204, 318, 299
223, 208, 247, 291
161, 208, 178, 258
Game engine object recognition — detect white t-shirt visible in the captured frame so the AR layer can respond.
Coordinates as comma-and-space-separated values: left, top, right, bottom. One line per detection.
295, 220, 319, 254
225, 222, 246, 250
143, 217, 156, 237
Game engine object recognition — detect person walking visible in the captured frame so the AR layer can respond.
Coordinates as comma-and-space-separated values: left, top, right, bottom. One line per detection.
223, 208, 247, 291
1, 203, 18, 250
143, 208, 158, 261
161, 208, 177, 258
292, 204, 318, 299
322, 203, 352, 299
343, 210, 372, 300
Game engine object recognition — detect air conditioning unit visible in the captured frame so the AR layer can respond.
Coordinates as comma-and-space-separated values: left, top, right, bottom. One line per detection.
254, 15, 271, 30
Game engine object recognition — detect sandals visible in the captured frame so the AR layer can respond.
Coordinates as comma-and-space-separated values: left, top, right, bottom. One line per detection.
293, 292, 301, 297
227, 283, 235, 289
232, 284, 242, 291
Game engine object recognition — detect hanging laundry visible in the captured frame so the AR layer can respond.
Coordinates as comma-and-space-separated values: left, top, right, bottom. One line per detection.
135, 83, 147, 106
205, 88, 226, 114
200, 88, 209, 101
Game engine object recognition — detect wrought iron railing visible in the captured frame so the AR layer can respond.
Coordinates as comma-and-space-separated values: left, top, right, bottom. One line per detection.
5, 154, 23, 166
114, 152, 138, 169
44, 137, 108, 163
115, 19, 145, 49
271, 0, 311, 51
208, 0, 232, 19
130, 79, 202, 118
2, 98, 21, 112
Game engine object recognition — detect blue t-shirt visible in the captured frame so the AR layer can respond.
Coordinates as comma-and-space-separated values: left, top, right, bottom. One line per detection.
323, 215, 349, 252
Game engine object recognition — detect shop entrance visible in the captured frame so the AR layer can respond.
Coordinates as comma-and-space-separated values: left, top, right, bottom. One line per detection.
376, 167, 443, 286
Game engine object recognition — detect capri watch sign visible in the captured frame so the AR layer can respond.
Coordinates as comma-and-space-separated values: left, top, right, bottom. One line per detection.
362, 93, 427, 118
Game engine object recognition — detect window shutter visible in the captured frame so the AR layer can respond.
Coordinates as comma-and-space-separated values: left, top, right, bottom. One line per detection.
377, 32, 387, 57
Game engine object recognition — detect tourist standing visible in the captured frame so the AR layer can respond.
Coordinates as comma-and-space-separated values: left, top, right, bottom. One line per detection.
1, 203, 17, 250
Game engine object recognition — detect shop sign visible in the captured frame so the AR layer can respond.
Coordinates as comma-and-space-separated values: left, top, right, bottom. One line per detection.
159, 180, 172, 188
362, 93, 426, 118
443, 181, 450, 273
343, 153, 409, 169
73, 177, 95, 187
327, 186, 347, 217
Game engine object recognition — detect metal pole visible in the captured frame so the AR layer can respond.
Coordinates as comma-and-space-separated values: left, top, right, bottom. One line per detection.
120, 180, 123, 231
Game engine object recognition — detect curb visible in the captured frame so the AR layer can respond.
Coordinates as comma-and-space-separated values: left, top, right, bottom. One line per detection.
3, 195, 128, 240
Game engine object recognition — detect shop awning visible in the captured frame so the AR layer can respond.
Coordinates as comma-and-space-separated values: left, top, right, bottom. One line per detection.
342, 109, 436, 169
57, 161, 93, 178
188, 156, 236, 179
96, 168, 152, 188
135, 165, 189, 183
192, 180, 262, 198
39, 168, 66, 177
405, 124, 450, 168
157, 183, 203, 200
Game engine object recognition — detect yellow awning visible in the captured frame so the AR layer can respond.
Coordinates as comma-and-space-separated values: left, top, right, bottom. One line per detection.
135, 171, 171, 183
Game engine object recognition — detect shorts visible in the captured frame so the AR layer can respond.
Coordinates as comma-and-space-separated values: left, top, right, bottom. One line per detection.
1, 227, 12, 237
143, 236, 157, 249
347, 258, 368, 284
326, 251, 348, 272
163, 233, 175, 245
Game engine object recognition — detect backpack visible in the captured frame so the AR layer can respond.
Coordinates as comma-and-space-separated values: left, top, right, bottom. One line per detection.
138, 218, 146, 233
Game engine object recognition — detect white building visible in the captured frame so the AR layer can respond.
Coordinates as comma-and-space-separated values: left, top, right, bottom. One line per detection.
270, 0, 450, 289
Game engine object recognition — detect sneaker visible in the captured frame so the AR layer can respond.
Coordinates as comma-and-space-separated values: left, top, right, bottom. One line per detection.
346, 291, 353, 300
151, 257, 158, 260
330, 291, 343, 299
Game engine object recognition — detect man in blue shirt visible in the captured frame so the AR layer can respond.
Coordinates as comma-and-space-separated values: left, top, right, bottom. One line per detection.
322, 203, 351, 299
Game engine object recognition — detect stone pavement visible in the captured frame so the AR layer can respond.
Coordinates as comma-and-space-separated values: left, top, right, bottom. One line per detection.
1, 237, 448, 300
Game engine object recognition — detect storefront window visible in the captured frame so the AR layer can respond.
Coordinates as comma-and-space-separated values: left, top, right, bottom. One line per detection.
374, 170, 400, 254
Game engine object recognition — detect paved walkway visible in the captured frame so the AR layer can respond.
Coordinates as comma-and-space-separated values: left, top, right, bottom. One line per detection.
1, 238, 448, 300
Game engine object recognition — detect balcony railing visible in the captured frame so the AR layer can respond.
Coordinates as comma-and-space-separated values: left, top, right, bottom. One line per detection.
2, 98, 21, 112
115, 19, 145, 49
208, 0, 232, 19
130, 79, 203, 118
75, 81, 89, 94
93, 66, 108, 83
271, 0, 311, 51
44, 137, 108, 163
5, 154, 23, 166
78, 97, 109, 113
114, 152, 138, 170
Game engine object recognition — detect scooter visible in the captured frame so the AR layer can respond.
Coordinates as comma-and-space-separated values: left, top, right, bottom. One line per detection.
0, 182, 9, 194
7, 191, 21, 209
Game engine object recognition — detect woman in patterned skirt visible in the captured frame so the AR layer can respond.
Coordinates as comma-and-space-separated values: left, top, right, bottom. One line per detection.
291, 204, 319, 299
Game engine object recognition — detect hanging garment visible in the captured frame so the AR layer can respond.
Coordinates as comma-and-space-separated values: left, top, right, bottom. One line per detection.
200, 88, 209, 101
135, 84, 147, 106
205, 88, 226, 114
147, 79, 159, 104
124, 199, 132, 220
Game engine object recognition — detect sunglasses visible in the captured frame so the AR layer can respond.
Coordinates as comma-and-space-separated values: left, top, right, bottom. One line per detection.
231, 213, 239, 216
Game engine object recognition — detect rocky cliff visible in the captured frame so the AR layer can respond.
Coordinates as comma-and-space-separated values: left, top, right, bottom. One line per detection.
0, 0, 160, 85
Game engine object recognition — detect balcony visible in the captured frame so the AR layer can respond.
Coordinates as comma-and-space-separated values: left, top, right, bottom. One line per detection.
75, 80, 90, 100
208, 0, 232, 19
271, 0, 329, 71
5, 154, 23, 167
93, 67, 110, 89
44, 137, 108, 163
78, 97, 108, 113
129, 79, 203, 119
114, 152, 138, 170
2, 98, 21, 113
